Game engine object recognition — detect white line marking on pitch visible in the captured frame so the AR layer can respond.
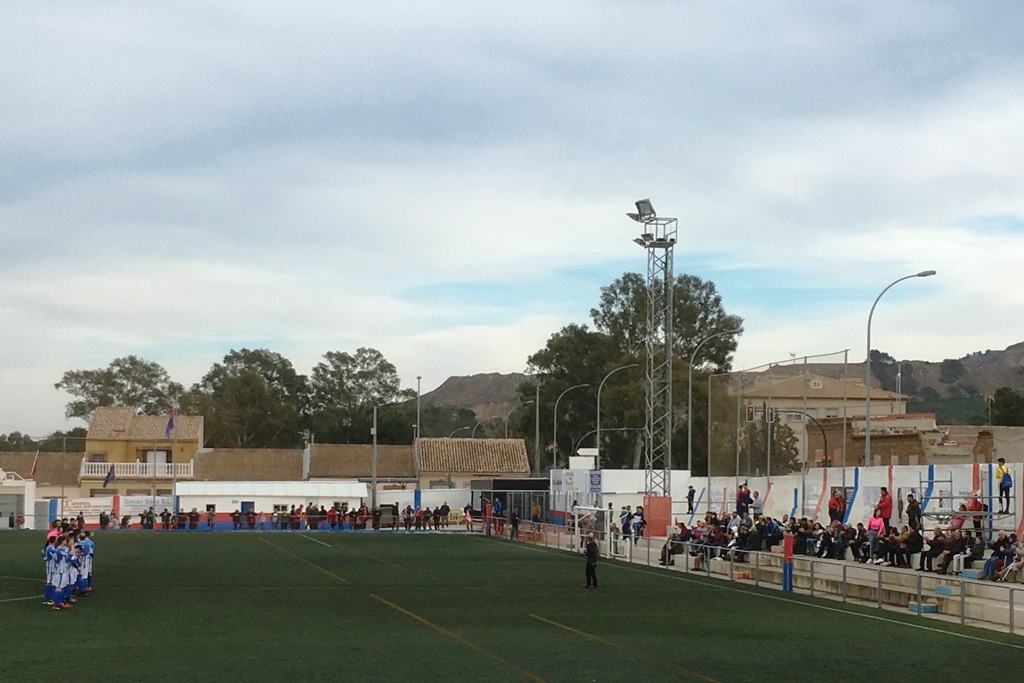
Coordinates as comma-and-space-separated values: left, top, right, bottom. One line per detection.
0, 596, 39, 604
299, 534, 332, 547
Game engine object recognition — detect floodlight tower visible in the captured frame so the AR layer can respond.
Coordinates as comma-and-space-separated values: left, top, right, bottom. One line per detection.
628, 199, 676, 497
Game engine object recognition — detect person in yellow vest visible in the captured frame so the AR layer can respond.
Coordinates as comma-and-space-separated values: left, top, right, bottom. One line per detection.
996, 458, 1013, 514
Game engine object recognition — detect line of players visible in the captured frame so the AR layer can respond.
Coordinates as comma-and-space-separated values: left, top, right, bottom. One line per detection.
42, 522, 94, 611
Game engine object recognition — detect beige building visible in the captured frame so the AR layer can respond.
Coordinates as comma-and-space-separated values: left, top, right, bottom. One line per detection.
738, 372, 904, 466
80, 406, 204, 497
417, 437, 530, 488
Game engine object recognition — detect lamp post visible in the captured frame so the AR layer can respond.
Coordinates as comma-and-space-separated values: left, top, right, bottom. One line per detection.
865, 270, 936, 464
687, 329, 740, 472
553, 383, 589, 468
472, 416, 500, 438
505, 400, 534, 438
596, 364, 639, 469
448, 426, 470, 438
415, 375, 422, 477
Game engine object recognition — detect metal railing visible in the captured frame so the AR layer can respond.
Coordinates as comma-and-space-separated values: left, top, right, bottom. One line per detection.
80, 462, 194, 479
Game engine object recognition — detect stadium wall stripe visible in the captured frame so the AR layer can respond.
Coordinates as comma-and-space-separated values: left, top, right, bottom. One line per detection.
372, 594, 548, 682
921, 464, 935, 513
530, 614, 724, 682
256, 536, 351, 584
790, 488, 798, 520
842, 468, 859, 525
812, 468, 828, 519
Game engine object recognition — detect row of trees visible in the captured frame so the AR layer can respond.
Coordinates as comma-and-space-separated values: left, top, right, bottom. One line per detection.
39, 270, 804, 474
52, 348, 433, 449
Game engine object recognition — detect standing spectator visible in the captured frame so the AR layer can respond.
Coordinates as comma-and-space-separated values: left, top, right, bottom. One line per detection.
98, 511, 110, 530
207, 509, 214, 530
160, 509, 171, 530
867, 509, 886, 564
966, 493, 983, 531
686, 486, 695, 514
271, 510, 279, 530
750, 491, 763, 520
431, 506, 441, 531
439, 502, 450, 528
246, 509, 257, 530
531, 500, 541, 523
327, 506, 338, 530
584, 532, 598, 588
257, 511, 266, 531
827, 491, 846, 524
231, 509, 242, 530
631, 506, 646, 545
996, 458, 1013, 514
905, 494, 922, 531
877, 487, 893, 532
620, 506, 632, 542
188, 508, 200, 530
510, 508, 521, 540
373, 507, 382, 531
736, 485, 752, 516
463, 503, 473, 531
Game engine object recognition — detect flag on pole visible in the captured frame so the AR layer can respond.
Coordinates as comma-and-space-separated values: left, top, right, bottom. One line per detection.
29, 451, 39, 480
102, 464, 116, 488
165, 409, 176, 440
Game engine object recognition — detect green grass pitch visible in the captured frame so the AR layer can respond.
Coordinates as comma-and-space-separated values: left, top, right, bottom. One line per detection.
2, 531, 1021, 682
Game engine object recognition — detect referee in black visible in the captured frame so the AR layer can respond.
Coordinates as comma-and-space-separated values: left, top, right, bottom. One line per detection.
584, 532, 598, 588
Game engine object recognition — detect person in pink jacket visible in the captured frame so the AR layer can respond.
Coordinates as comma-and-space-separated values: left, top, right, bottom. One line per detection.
867, 509, 887, 564
877, 487, 893, 533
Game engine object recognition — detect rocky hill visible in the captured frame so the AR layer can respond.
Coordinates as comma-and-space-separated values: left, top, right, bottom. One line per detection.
421, 372, 533, 424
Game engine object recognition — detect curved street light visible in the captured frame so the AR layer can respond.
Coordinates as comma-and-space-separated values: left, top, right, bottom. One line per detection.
472, 416, 501, 438
596, 363, 639, 469
448, 426, 471, 438
553, 383, 589, 465
865, 270, 936, 463
504, 400, 534, 438
687, 329, 741, 472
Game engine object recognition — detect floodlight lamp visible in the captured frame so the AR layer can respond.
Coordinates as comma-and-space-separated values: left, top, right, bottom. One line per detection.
635, 198, 655, 219
633, 237, 646, 246
626, 212, 641, 222
642, 233, 654, 241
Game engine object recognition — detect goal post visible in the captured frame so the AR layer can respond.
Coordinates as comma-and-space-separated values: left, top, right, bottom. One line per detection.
573, 505, 631, 561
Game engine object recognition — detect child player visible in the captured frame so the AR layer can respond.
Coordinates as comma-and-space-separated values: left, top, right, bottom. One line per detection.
79, 531, 94, 594
43, 536, 58, 607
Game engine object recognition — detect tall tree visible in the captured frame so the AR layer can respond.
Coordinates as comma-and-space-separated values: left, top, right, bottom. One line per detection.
590, 272, 743, 370
187, 349, 308, 448
990, 387, 1024, 426
54, 355, 183, 419
308, 347, 414, 444
518, 324, 642, 469
737, 420, 802, 477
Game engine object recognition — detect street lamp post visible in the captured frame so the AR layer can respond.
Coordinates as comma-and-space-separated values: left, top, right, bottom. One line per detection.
596, 364, 639, 469
865, 270, 936, 464
472, 416, 500, 438
415, 375, 422, 477
448, 426, 471, 438
687, 329, 741, 472
505, 400, 534, 438
553, 383, 589, 468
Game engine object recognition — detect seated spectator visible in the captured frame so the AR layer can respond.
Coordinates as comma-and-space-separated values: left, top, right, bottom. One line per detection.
979, 532, 1009, 580
917, 528, 947, 572
936, 529, 965, 575
964, 531, 985, 569
884, 525, 911, 567
950, 531, 977, 575
996, 542, 1024, 582
904, 527, 924, 568
946, 504, 968, 532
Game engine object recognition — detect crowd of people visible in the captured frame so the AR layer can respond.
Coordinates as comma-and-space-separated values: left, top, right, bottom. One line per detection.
41, 519, 94, 611
655, 485, 1024, 582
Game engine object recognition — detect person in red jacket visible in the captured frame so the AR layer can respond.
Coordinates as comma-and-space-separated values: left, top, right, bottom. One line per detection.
877, 487, 893, 533
827, 490, 846, 524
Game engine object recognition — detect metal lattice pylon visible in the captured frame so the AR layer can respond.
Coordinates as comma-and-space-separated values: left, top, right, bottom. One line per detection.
630, 201, 676, 497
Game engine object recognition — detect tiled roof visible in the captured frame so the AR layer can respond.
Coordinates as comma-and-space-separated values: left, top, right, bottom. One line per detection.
418, 438, 529, 475
0, 451, 83, 486
739, 374, 897, 401
193, 449, 303, 481
86, 406, 204, 441
309, 444, 415, 479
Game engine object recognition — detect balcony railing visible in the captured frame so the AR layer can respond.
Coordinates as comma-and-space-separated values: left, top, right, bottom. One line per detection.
80, 461, 194, 480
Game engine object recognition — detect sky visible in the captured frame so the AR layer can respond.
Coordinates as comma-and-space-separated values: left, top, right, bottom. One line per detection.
3, 2, 1024, 436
